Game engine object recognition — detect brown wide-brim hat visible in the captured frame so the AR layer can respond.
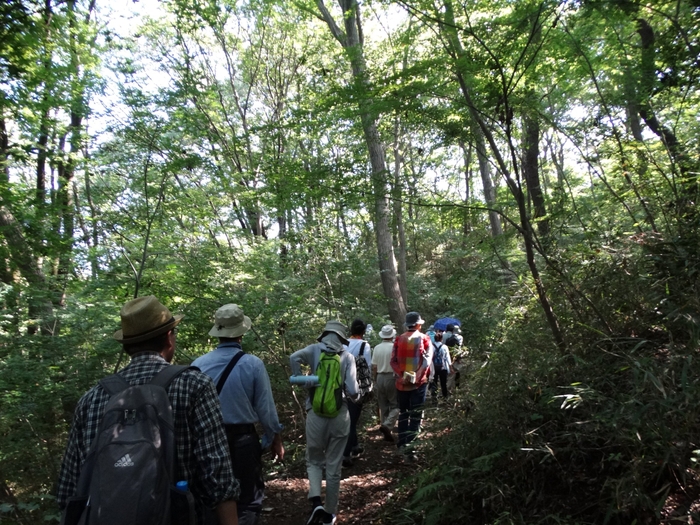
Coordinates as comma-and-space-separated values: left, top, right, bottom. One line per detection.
113, 295, 184, 344
317, 320, 349, 346
208, 304, 252, 338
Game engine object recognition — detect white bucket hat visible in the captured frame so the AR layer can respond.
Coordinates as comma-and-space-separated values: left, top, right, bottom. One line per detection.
379, 324, 396, 339
208, 304, 251, 338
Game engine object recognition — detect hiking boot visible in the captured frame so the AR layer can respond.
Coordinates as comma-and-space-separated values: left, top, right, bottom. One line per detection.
307, 505, 326, 525
342, 456, 353, 468
379, 424, 395, 442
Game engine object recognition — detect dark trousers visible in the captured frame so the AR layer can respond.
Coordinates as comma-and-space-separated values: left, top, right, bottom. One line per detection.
343, 399, 363, 457
224, 424, 263, 522
397, 383, 428, 448
432, 369, 448, 398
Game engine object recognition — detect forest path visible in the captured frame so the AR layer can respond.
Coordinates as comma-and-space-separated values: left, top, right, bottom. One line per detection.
258, 401, 439, 525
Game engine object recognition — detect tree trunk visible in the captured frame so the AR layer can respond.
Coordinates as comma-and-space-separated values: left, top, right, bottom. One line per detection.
441, 0, 565, 351
522, 114, 549, 238
316, 0, 407, 327
0, 206, 55, 334
472, 124, 502, 237
459, 139, 472, 235
393, 116, 408, 307
636, 18, 697, 218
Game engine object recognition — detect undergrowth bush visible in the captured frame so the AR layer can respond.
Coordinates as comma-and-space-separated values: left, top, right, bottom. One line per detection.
404, 233, 700, 524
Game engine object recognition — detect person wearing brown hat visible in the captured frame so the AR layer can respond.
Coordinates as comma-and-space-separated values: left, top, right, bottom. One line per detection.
390, 311, 433, 457
372, 324, 400, 442
289, 320, 359, 525
57, 295, 240, 525
192, 304, 284, 525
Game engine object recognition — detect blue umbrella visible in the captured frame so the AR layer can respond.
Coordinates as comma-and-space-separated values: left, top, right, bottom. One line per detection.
433, 317, 461, 331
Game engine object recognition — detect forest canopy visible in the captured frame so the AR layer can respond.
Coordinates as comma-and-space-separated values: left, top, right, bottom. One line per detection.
1, 0, 700, 523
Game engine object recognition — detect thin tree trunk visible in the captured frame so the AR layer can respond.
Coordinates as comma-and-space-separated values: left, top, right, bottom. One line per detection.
393, 116, 408, 306
522, 114, 549, 238
316, 0, 406, 327
0, 206, 55, 334
441, 0, 565, 351
472, 124, 502, 237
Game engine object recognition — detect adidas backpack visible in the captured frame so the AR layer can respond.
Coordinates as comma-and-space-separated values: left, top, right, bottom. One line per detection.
62, 366, 194, 525
311, 350, 343, 418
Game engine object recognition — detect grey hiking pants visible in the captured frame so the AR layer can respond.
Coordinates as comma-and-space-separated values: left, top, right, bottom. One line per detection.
305, 403, 350, 515
376, 373, 399, 429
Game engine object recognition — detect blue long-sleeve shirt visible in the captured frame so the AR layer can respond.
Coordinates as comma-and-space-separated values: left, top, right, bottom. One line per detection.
192, 343, 283, 448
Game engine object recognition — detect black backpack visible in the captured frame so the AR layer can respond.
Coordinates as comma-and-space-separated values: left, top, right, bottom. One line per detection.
445, 334, 459, 347
61, 366, 195, 525
355, 342, 373, 397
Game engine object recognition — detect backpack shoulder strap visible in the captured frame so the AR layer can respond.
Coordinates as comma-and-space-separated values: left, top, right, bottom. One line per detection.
151, 365, 193, 390
216, 352, 245, 394
359, 341, 367, 356
99, 374, 131, 397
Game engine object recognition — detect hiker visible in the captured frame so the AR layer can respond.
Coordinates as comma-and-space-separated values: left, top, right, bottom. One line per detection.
56, 295, 239, 525
390, 311, 433, 456
289, 320, 359, 525
431, 332, 452, 399
192, 304, 285, 525
443, 323, 463, 348
447, 353, 463, 392
426, 324, 436, 345
342, 318, 373, 467
372, 324, 399, 441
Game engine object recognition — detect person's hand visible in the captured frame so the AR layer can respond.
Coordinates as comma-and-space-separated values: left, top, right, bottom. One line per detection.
270, 434, 285, 462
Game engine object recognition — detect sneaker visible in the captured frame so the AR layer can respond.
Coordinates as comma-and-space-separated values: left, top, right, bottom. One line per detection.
379, 424, 395, 442
307, 505, 326, 525
322, 512, 337, 524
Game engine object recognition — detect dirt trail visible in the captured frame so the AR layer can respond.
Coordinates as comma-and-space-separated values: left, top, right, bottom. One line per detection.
259, 409, 421, 525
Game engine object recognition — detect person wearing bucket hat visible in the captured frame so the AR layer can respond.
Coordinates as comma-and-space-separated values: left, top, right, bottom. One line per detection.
193, 304, 284, 525
390, 311, 433, 457
57, 296, 240, 525
289, 320, 358, 525
372, 324, 399, 442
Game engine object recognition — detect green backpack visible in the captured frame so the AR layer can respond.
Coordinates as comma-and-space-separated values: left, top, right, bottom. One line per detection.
311, 350, 343, 418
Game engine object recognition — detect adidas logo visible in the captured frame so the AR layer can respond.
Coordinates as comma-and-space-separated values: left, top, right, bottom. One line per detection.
114, 454, 135, 467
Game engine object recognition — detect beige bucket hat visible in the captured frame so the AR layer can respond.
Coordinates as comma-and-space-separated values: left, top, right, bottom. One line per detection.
208, 304, 252, 338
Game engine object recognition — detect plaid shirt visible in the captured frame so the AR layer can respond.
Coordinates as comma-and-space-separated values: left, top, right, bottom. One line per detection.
57, 352, 239, 520
391, 330, 433, 390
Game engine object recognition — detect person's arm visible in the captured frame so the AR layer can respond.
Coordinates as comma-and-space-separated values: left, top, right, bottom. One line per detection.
252, 360, 285, 453
270, 432, 285, 461
191, 376, 240, 510
416, 337, 433, 380
343, 352, 359, 401
216, 500, 239, 525
289, 345, 314, 376
390, 338, 401, 376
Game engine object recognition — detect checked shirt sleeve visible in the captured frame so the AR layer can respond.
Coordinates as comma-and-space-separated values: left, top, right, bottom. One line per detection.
190, 377, 240, 506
